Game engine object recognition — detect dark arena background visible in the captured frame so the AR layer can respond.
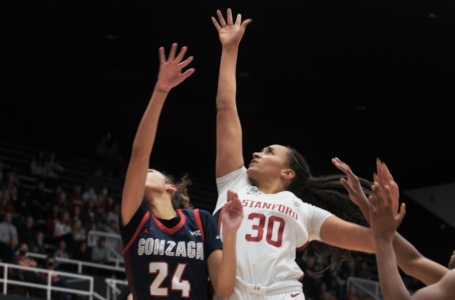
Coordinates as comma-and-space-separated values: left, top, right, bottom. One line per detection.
0, 1, 454, 299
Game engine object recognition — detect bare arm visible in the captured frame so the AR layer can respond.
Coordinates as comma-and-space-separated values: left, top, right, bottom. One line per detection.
121, 45, 194, 226
319, 215, 375, 254
207, 191, 243, 298
333, 157, 449, 285
212, 9, 251, 178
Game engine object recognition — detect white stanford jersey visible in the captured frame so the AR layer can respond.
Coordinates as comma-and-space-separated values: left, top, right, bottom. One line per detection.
214, 167, 332, 298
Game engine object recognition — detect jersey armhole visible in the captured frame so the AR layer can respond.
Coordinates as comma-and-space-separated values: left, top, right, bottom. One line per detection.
194, 209, 205, 243
122, 211, 150, 255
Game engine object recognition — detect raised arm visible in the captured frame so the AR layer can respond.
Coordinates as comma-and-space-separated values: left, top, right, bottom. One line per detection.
208, 190, 244, 298
333, 157, 449, 285
212, 9, 251, 178
121, 44, 194, 226
369, 182, 455, 300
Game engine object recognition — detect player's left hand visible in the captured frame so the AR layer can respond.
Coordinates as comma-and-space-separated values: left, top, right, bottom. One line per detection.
222, 190, 244, 233
156, 43, 195, 92
368, 182, 406, 243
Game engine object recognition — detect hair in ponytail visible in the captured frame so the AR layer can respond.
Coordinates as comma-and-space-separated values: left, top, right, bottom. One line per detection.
286, 147, 371, 268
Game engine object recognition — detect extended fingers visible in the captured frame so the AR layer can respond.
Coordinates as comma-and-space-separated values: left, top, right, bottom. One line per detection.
174, 46, 188, 63
158, 47, 166, 65
217, 10, 227, 27
168, 43, 177, 62
227, 8, 233, 25
211, 16, 221, 31
179, 56, 193, 68
397, 203, 406, 224
241, 18, 253, 30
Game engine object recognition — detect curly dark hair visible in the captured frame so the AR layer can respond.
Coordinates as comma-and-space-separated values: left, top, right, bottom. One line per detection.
286, 146, 371, 268
164, 173, 193, 210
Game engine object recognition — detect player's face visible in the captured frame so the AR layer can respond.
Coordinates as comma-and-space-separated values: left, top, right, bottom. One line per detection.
247, 144, 291, 184
145, 169, 168, 193
449, 250, 455, 270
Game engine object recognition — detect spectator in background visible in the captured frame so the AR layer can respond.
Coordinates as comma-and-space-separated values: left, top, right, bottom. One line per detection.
302, 255, 318, 299
55, 191, 69, 214
12, 243, 41, 297
54, 240, 70, 261
72, 241, 90, 262
87, 168, 106, 194
3, 235, 19, 263
41, 255, 70, 300
71, 219, 86, 243
94, 194, 107, 222
30, 151, 46, 179
44, 152, 64, 179
2, 172, 20, 191
105, 202, 120, 228
90, 237, 109, 264
324, 268, 340, 299
81, 198, 97, 230
101, 219, 120, 235
344, 284, 360, 300
29, 231, 47, 255
316, 282, 337, 300
67, 185, 85, 212
91, 237, 109, 275
0, 189, 16, 219
18, 216, 36, 245
0, 212, 18, 246
355, 261, 372, 280
71, 206, 82, 223
54, 211, 74, 252
29, 180, 52, 221
11, 185, 28, 218
46, 204, 59, 235
54, 211, 71, 238
82, 186, 97, 202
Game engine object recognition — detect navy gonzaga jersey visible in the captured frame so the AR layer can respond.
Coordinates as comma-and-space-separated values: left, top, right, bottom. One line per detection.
121, 204, 222, 300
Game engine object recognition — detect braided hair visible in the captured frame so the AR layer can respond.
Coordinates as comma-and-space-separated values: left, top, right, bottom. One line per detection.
286, 147, 371, 268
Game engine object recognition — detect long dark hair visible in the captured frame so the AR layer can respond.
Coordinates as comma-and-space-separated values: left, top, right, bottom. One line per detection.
286, 147, 371, 268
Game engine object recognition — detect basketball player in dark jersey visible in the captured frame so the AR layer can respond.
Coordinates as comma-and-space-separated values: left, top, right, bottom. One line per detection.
120, 43, 243, 300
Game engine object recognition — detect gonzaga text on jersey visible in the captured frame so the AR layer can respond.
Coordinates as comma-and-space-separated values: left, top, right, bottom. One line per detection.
137, 238, 204, 260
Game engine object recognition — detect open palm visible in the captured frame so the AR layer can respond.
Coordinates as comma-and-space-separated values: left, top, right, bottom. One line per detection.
156, 44, 194, 92
212, 9, 252, 48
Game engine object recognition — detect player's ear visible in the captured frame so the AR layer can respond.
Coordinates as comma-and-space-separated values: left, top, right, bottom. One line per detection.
165, 184, 177, 194
281, 169, 295, 180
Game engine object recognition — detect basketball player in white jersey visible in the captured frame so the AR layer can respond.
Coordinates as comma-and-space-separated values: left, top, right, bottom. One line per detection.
211, 8, 441, 300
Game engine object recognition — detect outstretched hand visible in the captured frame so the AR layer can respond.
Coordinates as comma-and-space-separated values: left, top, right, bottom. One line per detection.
332, 157, 369, 208
212, 8, 252, 48
222, 190, 244, 233
368, 183, 406, 242
156, 44, 195, 92
374, 158, 400, 218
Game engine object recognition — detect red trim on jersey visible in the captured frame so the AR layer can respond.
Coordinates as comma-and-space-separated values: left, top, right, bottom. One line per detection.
122, 211, 151, 255
217, 207, 224, 232
193, 209, 205, 243
152, 209, 186, 235
297, 240, 309, 252
123, 251, 138, 300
